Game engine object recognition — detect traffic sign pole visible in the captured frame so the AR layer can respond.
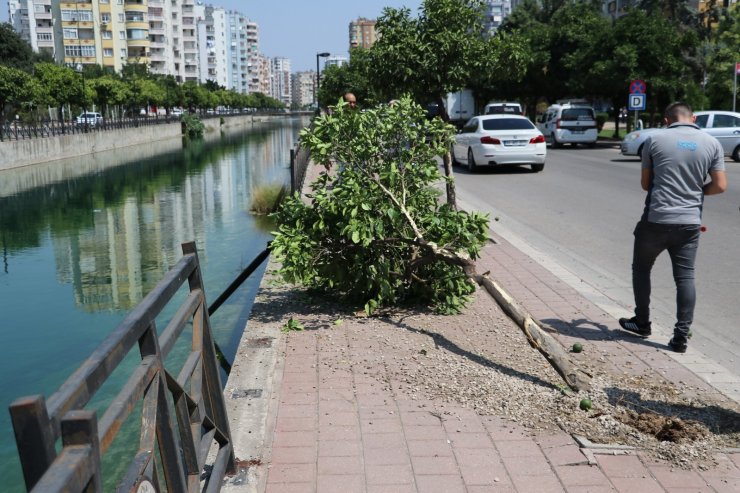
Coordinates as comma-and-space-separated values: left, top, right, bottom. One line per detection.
733, 61, 738, 113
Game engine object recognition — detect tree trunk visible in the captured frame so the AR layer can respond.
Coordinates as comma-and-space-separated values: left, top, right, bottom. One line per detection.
443, 151, 457, 209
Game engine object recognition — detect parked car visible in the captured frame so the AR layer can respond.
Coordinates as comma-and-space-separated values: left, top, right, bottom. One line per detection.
694, 110, 740, 162
484, 102, 523, 115
76, 112, 103, 127
170, 107, 183, 116
451, 115, 546, 172
620, 127, 662, 157
537, 103, 598, 147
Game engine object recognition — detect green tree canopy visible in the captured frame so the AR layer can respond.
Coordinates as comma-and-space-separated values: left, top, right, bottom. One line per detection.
0, 22, 36, 72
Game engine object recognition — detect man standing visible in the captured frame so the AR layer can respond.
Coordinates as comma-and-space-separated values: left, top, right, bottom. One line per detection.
619, 102, 726, 353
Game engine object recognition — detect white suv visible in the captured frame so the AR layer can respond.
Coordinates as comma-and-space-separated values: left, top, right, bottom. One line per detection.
76, 112, 103, 127
537, 103, 598, 147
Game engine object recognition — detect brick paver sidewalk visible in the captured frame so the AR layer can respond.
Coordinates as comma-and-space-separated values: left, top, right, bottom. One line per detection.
255, 234, 739, 493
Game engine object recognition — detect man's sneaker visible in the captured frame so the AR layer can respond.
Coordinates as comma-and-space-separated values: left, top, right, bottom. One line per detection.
618, 317, 652, 338
668, 337, 688, 353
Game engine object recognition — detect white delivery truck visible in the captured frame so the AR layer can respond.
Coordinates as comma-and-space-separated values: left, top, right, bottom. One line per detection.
443, 89, 475, 126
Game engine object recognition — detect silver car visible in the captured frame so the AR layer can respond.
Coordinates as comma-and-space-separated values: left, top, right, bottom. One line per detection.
694, 111, 740, 162
620, 127, 661, 157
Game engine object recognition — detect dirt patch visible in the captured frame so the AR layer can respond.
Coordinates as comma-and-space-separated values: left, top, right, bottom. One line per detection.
617, 410, 707, 443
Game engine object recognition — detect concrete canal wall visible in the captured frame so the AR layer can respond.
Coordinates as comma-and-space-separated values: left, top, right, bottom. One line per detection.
0, 114, 288, 171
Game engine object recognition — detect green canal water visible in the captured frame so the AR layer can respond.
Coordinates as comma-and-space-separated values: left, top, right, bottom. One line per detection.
0, 117, 309, 491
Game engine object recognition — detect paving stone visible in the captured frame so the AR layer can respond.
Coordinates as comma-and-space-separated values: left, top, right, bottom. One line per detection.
266, 463, 316, 484
407, 439, 454, 457
511, 473, 566, 492
414, 474, 466, 493
543, 444, 589, 466
448, 432, 495, 449
365, 464, 415, 485
555, 464, 611, 486
319, 411, 358, 427
497, 439, 545, 457
317, 455, 364, 475
366, 485, 418, 493
597, 454, 650, 478
410, 455, 460, 475
609, 476, 666, 493
265, 482, 316, 493
318, 439, 361, 457
316, 474, 364, 493
649, 466, 708, 489
361, 417, 404, 434
271, 431, 317, 449
275, 417, 316, 432
501, 454, 554, 476
270, 446, 317, 464
363, 446, 411, 466
403, 424, 448, 440
364, 432, 408, 450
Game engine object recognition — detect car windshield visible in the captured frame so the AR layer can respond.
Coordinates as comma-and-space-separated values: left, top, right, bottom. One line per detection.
561, 108, 594, 121
482, 118, 534, 131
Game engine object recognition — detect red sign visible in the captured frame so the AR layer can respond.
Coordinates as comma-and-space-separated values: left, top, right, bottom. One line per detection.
736, 63, 740, 75
630, 80, 647, 94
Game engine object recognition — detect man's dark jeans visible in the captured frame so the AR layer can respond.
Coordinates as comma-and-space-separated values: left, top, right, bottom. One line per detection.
632, 221, 701, 342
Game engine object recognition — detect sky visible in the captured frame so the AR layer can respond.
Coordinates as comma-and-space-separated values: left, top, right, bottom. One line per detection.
1, 0, 424, 71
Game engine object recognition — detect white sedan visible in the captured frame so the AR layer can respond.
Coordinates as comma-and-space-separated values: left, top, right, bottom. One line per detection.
452, 115, 546, 172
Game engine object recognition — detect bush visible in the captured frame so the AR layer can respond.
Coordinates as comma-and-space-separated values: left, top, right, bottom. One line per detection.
271, 97, 489, 314
249, 183, 285, 215
182, 113, 204, 138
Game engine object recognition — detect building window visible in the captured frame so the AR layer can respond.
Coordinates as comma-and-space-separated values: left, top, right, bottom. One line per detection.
100, 0, 109, 3
120, 48, 127, 58
118, 14, 124, 22
101, 13, 110, 23
104, 48, 113, 57
64, 45, 95, 58
127, 29, 148, 40
119, 31, 126, 39
63, 28, 78, 39
102, 31, 112, 39
61, 10, 94, 22
37, 32, 53, 41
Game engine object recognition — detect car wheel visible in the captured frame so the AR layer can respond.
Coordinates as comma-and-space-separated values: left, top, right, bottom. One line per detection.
551, 136, 562, 149
531, 163, 544, 172
733, 145, 740, 163
467, 148, 477, 172
450, 146, 459, 166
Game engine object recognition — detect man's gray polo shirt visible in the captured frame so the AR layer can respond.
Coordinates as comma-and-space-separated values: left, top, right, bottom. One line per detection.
641, 123, 725, 225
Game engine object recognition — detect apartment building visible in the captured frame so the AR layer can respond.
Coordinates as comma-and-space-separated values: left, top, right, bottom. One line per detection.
271, 57, 291, 106
8, 0, 57, 57
246, 20, 260, 93
324, 54, 348, 69
291, 71, 315, 108
483, 0, 512, 32
224, 11, 251, 93
255, 53, 272, 95
198, 5, 228, 87
349, 17, 376, 50
148, 0, 173, 75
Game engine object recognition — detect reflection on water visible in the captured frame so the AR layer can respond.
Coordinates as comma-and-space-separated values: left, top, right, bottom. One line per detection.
0, 116, 308, 491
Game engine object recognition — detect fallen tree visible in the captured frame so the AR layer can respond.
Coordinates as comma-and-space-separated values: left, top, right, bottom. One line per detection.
272, 97, 590, 391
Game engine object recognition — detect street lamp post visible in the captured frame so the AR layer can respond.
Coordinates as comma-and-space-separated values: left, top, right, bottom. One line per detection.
315, 52, 330, 111
76, 63, 87, 130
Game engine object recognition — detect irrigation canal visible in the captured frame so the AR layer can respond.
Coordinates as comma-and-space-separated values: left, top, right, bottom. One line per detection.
0, 116, 310, 490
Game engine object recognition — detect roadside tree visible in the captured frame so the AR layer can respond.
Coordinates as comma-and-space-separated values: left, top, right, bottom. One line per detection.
0, 22, 36, 72
705, 6, 740, 109
273, 97, 488, 315
0, 65, 34, 121
33, 63, 87, 118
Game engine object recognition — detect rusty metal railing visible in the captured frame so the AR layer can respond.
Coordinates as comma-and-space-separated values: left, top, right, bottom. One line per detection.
9, 241, 234, 492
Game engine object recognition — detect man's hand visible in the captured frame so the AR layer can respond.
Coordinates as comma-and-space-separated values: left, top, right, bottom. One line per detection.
704, 170, 727, 196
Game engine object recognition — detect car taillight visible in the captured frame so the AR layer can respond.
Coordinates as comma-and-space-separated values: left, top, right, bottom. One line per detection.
555, 119, 561, 129
529, 135, 545, 144
480, 136, 501, 145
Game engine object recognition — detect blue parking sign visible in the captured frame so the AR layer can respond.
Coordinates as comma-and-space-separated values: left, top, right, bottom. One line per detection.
628, 94, 646, 111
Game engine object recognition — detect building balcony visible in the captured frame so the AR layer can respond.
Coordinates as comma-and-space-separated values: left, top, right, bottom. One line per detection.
126, 21, 149, 29
128, 56, 150, 64
35, 11, 52, 20
124, 2, 148, 12
127, 39, 150, 48
149, 27, 165, 35
150, 52, 165, 61
62, 20, 94, 29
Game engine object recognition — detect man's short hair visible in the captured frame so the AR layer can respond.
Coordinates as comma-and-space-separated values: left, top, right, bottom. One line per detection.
664, 102, 692, 120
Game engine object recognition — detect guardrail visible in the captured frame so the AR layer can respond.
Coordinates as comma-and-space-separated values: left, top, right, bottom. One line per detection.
9, 242, 234, 492
0, 109, 305, 142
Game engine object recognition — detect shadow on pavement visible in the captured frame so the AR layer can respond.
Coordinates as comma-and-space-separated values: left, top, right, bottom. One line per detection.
453, 165, 536, 175
539, 317, 668, 351
389, 316, 560, 391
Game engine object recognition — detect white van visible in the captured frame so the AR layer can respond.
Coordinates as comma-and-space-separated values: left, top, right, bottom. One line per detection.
76, 112, 103, 127
537, 103, 598, 147
484, 102, 523, 115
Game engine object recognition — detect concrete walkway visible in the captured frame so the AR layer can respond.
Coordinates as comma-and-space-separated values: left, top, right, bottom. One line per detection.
222, 162, 739, 492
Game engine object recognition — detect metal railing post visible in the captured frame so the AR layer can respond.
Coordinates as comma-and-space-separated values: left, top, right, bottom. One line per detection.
290, 148, 296, 194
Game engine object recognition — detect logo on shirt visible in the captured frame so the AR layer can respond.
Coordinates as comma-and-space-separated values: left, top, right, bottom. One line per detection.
677, 140, 698, 151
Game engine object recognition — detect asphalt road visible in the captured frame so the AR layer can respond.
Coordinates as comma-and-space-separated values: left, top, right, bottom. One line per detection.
454, 144, 740, 375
